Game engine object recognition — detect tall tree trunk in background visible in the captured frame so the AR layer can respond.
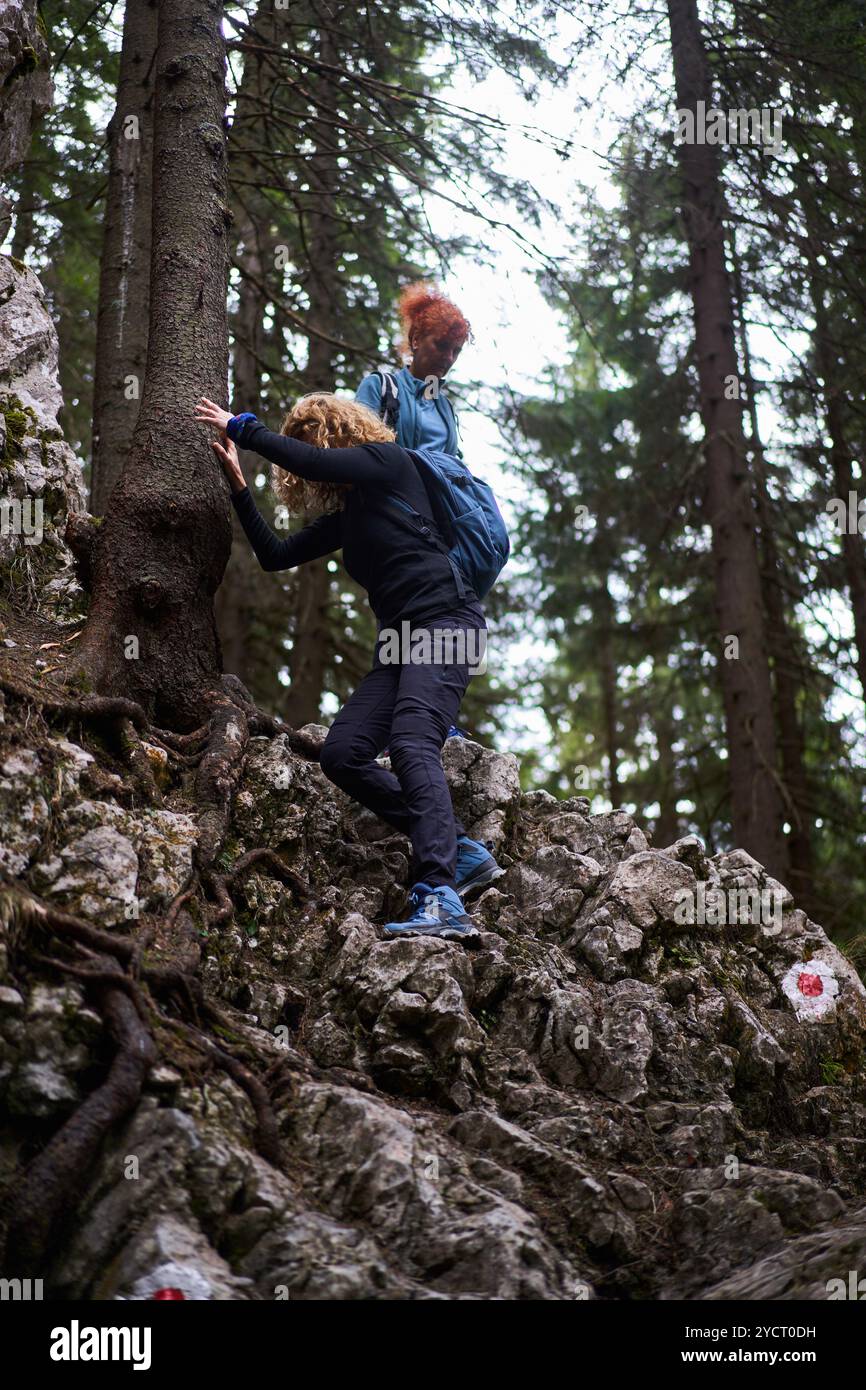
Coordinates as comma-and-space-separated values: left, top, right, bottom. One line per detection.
282, 19, 341, 728
812, 287, 866, 705
798, 181, 866, 709
216, 0, 276, 689
596, 574, 620, 807
731, 244, 816, 908
666, 0, 789, 881
652, 659, 680, 846
90, 0, 158, 514
216, 212, 272, 684
9, 154, 37, 260
74, 0, 231, 728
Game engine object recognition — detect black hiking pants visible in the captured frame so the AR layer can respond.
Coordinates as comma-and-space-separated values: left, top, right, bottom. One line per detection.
319, 606, 487, 889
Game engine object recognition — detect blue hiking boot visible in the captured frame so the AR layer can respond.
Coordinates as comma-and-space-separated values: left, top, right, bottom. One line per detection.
383, 881, 481, 943
455, 835, 506, 899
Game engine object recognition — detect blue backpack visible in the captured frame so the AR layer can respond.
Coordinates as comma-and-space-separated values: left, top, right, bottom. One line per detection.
364, 446, 510, 602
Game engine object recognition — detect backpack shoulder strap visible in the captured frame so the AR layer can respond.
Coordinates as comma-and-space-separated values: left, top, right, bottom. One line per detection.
377, 371, 400, 427
359, 456, 467, 599
405, 448, 458, 546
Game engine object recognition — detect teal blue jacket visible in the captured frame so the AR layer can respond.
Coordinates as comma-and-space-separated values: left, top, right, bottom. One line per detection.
355, 365, 462, 458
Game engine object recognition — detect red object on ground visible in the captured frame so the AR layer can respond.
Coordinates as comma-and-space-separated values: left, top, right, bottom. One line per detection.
151, 1288, 186, 1300
797, 972, 824, 997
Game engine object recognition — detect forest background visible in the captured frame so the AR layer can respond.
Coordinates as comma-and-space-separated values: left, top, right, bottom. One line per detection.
4, 0, 866, 944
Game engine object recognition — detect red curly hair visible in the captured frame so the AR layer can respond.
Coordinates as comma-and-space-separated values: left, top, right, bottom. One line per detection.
398, 281, 471, 356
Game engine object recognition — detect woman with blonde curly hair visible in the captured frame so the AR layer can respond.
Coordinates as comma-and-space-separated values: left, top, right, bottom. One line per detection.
194, 390, 504, 943
355, 281, 470, 457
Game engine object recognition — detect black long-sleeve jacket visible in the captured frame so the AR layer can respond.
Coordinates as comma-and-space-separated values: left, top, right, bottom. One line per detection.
227, 416, 485, 630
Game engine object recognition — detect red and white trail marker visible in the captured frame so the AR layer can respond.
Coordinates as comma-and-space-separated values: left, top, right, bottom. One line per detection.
781, 958, 839, 1021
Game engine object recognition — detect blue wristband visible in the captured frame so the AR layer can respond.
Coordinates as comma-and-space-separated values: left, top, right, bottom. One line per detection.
226, 411, 258, 441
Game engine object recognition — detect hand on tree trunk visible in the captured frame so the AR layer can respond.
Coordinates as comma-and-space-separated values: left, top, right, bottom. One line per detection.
195, 395, 233, 432
196, 397, 245, 493
212, 434, 247, 494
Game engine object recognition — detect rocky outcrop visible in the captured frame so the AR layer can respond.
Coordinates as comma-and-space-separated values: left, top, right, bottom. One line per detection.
1, 0, 84, 621
0, 256, 86, 619
0, 0, 51, 177
1, 727, 864, 1300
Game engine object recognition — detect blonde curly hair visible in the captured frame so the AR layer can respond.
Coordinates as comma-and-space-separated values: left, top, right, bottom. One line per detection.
271, 392, 396, 515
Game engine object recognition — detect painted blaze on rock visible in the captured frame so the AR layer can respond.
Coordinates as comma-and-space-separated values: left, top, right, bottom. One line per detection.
781, 958, 840, 1021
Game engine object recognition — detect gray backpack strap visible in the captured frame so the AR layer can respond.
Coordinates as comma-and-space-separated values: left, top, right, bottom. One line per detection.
377, 371, 400, 430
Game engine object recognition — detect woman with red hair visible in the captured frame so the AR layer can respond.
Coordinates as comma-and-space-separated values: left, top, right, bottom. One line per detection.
355, 282, 470, 457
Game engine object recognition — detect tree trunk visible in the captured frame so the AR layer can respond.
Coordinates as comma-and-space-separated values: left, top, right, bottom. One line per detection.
815, 310, 866, 704
666, 0, 789, 880
90, 0, 158, 515
75, 0, 232, 729
730, 241, 816, 907
799, 200, 866, 708
652, 660, 680, 847
596, 575, 620, 808
215, 211, 272, 686
215, 1, 277, 690
10, 153, 37, 261
282, 25, 342, 728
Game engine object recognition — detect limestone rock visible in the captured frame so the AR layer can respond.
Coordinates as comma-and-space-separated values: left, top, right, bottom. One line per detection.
0, 0, 52, 175
0, 257, 86, 615
2, 694, 866, 1301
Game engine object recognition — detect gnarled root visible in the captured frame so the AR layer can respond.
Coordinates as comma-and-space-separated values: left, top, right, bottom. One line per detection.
207, 847, 309, 928
3, 953, 158, 1274
168, 1012, 284, 1169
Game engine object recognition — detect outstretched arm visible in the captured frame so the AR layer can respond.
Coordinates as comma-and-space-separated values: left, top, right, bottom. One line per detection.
195, 396, 404, 487
209, 429, 342, 572
232, 488, 342, 572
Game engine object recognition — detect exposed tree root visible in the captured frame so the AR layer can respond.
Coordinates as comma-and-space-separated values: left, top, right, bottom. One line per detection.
0, 670, 150, 731
3, 953, 158, 1274
242, 700, 324, 760
229, 848, 308, 900
151, 723, 211, 751
190, 693, 259, 930
4, 890, 139, 965
118, 716, 163, 805
0, 665, 317, 927
3, 890, 200, 1017
169, 1014, 284, 1169
0, 660, 327, 1267
128, 923, 156, 980
203, 868, 235, 926
163, 875, 198, 931
33, 950, 152, 1024
207, 848, 309, 927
